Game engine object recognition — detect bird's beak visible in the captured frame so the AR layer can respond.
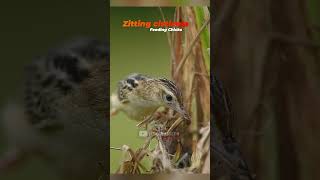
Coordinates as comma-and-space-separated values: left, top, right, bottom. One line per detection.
173, 105, 191, 123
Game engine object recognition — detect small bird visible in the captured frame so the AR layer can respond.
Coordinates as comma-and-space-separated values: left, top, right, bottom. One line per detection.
1, 38, 109, 180
111, 73, 190, 122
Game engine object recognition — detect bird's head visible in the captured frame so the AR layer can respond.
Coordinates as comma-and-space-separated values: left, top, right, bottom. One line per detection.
157, 78, 190, 122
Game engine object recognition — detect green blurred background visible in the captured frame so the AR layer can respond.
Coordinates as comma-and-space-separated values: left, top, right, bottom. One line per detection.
110, 7, 175, 173
0, 1, 108, 179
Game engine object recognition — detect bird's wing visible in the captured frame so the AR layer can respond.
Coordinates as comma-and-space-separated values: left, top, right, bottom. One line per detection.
24, 38, 108, 131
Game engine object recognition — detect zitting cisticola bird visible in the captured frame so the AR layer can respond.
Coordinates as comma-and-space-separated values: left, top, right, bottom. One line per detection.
111, 73, 190, 123
1, 38, 109, 180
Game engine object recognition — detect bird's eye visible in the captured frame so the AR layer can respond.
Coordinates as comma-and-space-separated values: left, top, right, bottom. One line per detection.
165, 95, 173, 102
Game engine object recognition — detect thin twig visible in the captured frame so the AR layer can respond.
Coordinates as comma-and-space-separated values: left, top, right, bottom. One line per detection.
167, 117, 184, 133
194, 72, 210, 78
174, 18, 210, 78
159, 7, 176, 64
110, 147, 122, 151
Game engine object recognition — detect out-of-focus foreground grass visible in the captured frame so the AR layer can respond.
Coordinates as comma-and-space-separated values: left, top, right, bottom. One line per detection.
0, 1, 107, 179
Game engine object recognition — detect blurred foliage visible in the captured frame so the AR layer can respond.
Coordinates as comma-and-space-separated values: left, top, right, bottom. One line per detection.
214, 0, 320, 179
194, 6, 210, 70
307, 0, 320, 41
0, 1, 107, 179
